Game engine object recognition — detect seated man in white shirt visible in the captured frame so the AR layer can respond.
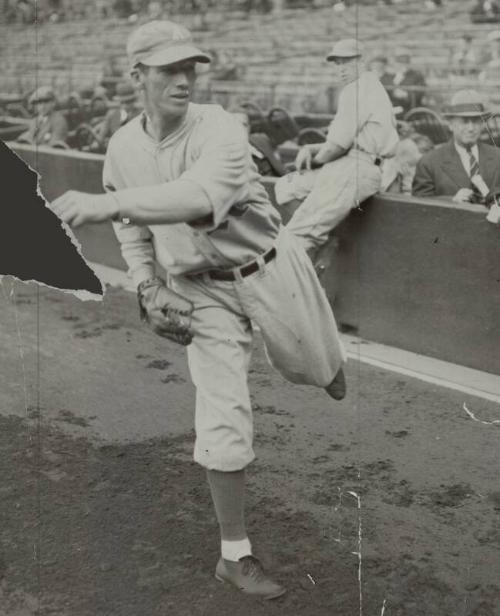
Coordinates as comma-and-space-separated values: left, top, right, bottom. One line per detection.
412, 90, 500, 202
275, 38, 399, 255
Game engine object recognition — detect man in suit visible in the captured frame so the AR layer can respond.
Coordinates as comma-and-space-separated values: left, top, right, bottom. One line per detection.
17, 86, 68, 147
412, 90, 500, 202
389, 47, 426, 114
369, 54, 395, 90
97, 81, 139, 147
231, 107, 285, 177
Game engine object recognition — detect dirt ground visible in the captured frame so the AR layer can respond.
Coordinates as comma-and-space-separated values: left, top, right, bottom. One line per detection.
1, 281, 500, 616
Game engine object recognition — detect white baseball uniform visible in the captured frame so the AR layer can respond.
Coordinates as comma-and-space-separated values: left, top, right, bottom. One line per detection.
278, 70, 399, 251
104, 103, 346, 471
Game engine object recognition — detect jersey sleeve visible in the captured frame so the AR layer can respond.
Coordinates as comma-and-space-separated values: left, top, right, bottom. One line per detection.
326, 78, 371, 151
180, 110, 252, 230
103, 142, 156, 287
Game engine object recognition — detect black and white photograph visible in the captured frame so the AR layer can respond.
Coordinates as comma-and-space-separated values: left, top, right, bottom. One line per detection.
0, 0, 499, 614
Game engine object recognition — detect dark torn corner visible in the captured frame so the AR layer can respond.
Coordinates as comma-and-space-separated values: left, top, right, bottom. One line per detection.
0, 141, 103, 297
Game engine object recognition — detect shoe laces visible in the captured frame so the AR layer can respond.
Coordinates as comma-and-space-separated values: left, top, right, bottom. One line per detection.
240, 555, 266, 581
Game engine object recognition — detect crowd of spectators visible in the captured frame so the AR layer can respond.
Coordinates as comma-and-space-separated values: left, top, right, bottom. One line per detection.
3, 0, 500, 208
368, 49, 426, 113
470, 0, 500, 24
412, 89, 500, 203
16, 86, 69, 146
1, 0, 214, 24
1, 0, 335, 24
8, 70, 500, 194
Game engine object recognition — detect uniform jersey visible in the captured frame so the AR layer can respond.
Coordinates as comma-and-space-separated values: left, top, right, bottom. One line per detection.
103, 103, 281, 285
283, 71, 399, 251
326, 70, 399, 158
103, 102, 345, 473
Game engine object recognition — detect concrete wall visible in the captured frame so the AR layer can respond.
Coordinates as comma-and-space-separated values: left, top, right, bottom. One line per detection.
10, 143, 500, 376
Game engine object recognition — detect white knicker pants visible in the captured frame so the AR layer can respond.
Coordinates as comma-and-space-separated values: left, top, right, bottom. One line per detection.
171, 226, 346, 472
286, 152, 382, 251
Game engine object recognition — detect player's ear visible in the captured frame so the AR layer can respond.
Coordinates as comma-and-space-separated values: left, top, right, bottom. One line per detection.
130, 65, 145, 90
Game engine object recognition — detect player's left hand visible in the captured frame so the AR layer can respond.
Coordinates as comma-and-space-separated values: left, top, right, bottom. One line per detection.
295, 145, 313, 172
51, 190, 119, 228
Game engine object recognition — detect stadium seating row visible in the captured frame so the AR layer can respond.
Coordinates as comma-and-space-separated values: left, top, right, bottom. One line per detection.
1, 0, 500, 118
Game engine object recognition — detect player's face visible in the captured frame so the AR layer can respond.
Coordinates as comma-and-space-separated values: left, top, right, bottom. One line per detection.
331, 57, 361, 85
136, 59, 197, 119
450, 116, 482, 148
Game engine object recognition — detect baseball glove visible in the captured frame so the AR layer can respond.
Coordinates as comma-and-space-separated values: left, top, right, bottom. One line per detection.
137, 277, 194, 346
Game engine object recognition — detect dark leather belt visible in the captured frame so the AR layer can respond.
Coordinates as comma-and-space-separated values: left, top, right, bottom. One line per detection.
351, 148, 383, 166
207, 247, 276, 281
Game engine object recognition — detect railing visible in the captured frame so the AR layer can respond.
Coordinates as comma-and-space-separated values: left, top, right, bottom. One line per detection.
8, 142, 500, 376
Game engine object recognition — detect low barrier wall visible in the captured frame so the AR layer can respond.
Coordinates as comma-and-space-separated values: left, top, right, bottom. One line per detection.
10, 143, 500, 376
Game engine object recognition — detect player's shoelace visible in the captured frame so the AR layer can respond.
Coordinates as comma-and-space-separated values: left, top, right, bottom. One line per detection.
240, 555, 267, 581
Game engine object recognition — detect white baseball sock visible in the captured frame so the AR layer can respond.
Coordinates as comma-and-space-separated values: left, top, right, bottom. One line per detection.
221, 538, 252, 562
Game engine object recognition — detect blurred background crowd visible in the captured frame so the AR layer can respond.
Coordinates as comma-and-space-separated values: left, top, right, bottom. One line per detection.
1, 0, 499, 194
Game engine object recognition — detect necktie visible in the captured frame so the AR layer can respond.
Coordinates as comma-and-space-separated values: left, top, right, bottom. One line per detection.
466, 146, 487, 198
467, 147, 479, 179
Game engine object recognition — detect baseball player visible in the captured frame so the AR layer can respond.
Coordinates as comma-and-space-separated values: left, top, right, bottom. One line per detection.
276, 38, 399, 256
51, 20, 346, 600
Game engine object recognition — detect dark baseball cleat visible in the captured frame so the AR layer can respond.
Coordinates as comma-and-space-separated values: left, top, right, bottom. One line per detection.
215, 555, 286, 600
325, 366, 346, 400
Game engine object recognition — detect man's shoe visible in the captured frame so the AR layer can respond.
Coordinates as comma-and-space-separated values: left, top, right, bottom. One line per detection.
325, 366, 346, 400
215, 555, 286, 600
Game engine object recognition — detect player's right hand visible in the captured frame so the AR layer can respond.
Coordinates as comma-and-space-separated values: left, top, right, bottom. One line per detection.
453, 188, 474, 203
295, 146, 313, 172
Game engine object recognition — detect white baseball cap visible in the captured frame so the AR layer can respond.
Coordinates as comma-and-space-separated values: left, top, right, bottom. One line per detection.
326, 38, 364, 61
127, 20, 211, 68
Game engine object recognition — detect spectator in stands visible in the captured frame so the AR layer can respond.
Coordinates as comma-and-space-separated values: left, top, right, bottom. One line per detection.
39, 0, 64, 22
13, 0, 35, 23
479, 29, 500, 79
211, 50, 240, 81
389, 47, 426, 114
113, 0, 134, 18
451, 35, 478, 77
412, 90, 500, 202
275, 39, 399, 255
243, 0, 272, 13
368, 54, 395, 89
62, 91, 87, 131
90, 88, 110, 123
470, 0, 500, 23
487, 28, 500, 61
99, 54, 124, 99
382, 133, 434, 194
17, 86, 68, 147
95, 0, 111, 19
146, 0, 165, 20
96, 82, 140, 146
231, 107, 285, 177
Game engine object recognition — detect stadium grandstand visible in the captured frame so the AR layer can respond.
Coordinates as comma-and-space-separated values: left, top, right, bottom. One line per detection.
1, 0, 500, 155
